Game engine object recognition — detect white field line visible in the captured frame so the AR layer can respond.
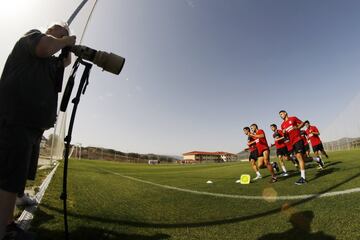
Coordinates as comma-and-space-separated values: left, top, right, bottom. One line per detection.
17, 163, 59, 230
100, 168, 360, 201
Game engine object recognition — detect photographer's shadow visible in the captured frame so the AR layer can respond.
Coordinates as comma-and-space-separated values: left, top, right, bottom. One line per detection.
258, 211, 335, 240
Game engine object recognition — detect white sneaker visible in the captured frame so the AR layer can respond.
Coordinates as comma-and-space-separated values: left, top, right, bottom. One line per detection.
252, 175, 262, 181
282, 172, 289, 177
16, 194, 38, 206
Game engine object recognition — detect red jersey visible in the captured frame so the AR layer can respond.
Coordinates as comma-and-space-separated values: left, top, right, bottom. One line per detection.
285, 138, 293, 152
247, 136, 257, 152
273, 129, 286, 149
305, 125, 322, 147
254, 129, 269, 152
281, 116, 303, 146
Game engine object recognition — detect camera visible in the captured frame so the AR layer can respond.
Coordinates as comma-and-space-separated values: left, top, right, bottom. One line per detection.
68, 45, 125, 75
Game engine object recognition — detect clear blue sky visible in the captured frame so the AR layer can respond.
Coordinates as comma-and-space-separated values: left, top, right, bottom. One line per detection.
1, 0, 360, 155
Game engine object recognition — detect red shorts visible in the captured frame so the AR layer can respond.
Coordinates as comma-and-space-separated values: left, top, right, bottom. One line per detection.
258, 148, 269, 156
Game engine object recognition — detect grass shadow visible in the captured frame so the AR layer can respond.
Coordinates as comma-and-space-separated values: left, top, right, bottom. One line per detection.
308, 168, 339, 181
257, 211, 335, 240
32, 226, 171, 240
324, 161, 342, 168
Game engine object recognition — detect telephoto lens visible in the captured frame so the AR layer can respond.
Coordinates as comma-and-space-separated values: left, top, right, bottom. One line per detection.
69, 45, 125, 75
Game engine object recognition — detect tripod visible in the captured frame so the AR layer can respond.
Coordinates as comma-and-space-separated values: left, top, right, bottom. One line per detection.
60, 58, 93, 240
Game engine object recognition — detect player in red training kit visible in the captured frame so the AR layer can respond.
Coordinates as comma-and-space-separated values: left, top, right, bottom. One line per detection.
301, 129, 324, 169
301, 130, 311, 158
279, 110, 307, 185
270, 124, 290, 177
284, 135, 299, 167
248, 124, 277, 183
243, 127, 262, 181
305, 121, 328, 164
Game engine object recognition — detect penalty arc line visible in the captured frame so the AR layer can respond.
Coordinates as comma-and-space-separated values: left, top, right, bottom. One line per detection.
99, 168, 360, 200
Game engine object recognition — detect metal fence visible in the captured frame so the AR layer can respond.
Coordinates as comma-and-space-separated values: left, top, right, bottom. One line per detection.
323, 138, 360, 152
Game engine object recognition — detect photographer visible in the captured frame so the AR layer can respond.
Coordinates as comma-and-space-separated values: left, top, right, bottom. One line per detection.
0, 22, 75, 240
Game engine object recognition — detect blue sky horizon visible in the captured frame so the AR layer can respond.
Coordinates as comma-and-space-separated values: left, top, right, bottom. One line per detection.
1, 0, 360, 155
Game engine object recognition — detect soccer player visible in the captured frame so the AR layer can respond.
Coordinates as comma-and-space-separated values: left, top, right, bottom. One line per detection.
248, 124, 277, 183
279, 110, 308, 185
270, 124, 289, 177
301, 130, 311, 158
243, 127, 262, 181
300, 129, 324, 169
284, 136, 299, 168
305, 120, 328, 161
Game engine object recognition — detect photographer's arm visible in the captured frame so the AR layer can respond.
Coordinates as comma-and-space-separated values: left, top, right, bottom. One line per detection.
36, 35, 76, 58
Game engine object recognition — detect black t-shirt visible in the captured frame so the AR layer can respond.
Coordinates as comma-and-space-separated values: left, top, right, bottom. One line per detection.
0, 29, 64, 129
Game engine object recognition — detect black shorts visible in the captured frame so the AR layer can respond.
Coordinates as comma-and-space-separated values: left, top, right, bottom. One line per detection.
313, 143, 324, 152
276, 147, 289, 157
249, 150, 258, 161
304, 144, 310, 152
0, 120, 43, 193
293, 140, 306, 154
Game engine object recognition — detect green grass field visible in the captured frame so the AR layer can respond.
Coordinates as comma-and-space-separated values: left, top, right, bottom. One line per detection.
31, 150, 360, 240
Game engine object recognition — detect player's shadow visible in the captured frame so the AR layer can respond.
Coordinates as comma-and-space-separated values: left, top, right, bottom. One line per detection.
309, 167, 339, 181
257, 211, 336, 240
34, 227, 171, 240
324, 161, 342, 168
30, 209, 170, 240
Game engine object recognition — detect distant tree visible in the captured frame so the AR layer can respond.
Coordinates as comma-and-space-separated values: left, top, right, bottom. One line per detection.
148, 154, 158, 160
141, 155, 149, 160
128, 152, 140, 158
159, 156, 168, 162
116, 151, 125, 156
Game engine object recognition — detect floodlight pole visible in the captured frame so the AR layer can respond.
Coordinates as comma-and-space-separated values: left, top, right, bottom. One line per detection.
60, 58, 93, 240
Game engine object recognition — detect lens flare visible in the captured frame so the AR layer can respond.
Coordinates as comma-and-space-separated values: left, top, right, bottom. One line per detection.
262, 187, 278, 202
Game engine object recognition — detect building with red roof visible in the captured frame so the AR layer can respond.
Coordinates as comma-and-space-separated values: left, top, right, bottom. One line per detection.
181, 151, 236, 163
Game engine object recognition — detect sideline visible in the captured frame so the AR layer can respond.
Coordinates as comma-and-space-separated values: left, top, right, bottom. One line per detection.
100, 168, 360, 200
17, 163, 60, 230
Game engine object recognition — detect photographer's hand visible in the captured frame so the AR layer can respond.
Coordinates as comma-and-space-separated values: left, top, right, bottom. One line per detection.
63, 35, 76, 47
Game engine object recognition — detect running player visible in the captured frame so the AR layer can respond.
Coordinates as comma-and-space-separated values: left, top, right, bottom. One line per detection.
301, 130, 311, 158
301, 129, 324, 169
279, 110, 308, 185
243, 127, 262, 181
285, 135, 299, 167
305, 120, 328, 162
270, 124, 289, 177
249, 124, 277, 183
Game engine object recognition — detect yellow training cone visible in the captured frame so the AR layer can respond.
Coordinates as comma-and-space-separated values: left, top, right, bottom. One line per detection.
240, 174, 251, 184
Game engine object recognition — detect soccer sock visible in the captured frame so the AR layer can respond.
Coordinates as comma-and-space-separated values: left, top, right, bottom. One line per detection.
300, 170, 305, 179
282, 166, 287, 173
256, 171, 261, 177
290, 156, 298, 165
314, 157, 324, 167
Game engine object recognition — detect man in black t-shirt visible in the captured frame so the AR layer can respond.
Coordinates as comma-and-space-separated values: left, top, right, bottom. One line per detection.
0, 22, 75, 240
